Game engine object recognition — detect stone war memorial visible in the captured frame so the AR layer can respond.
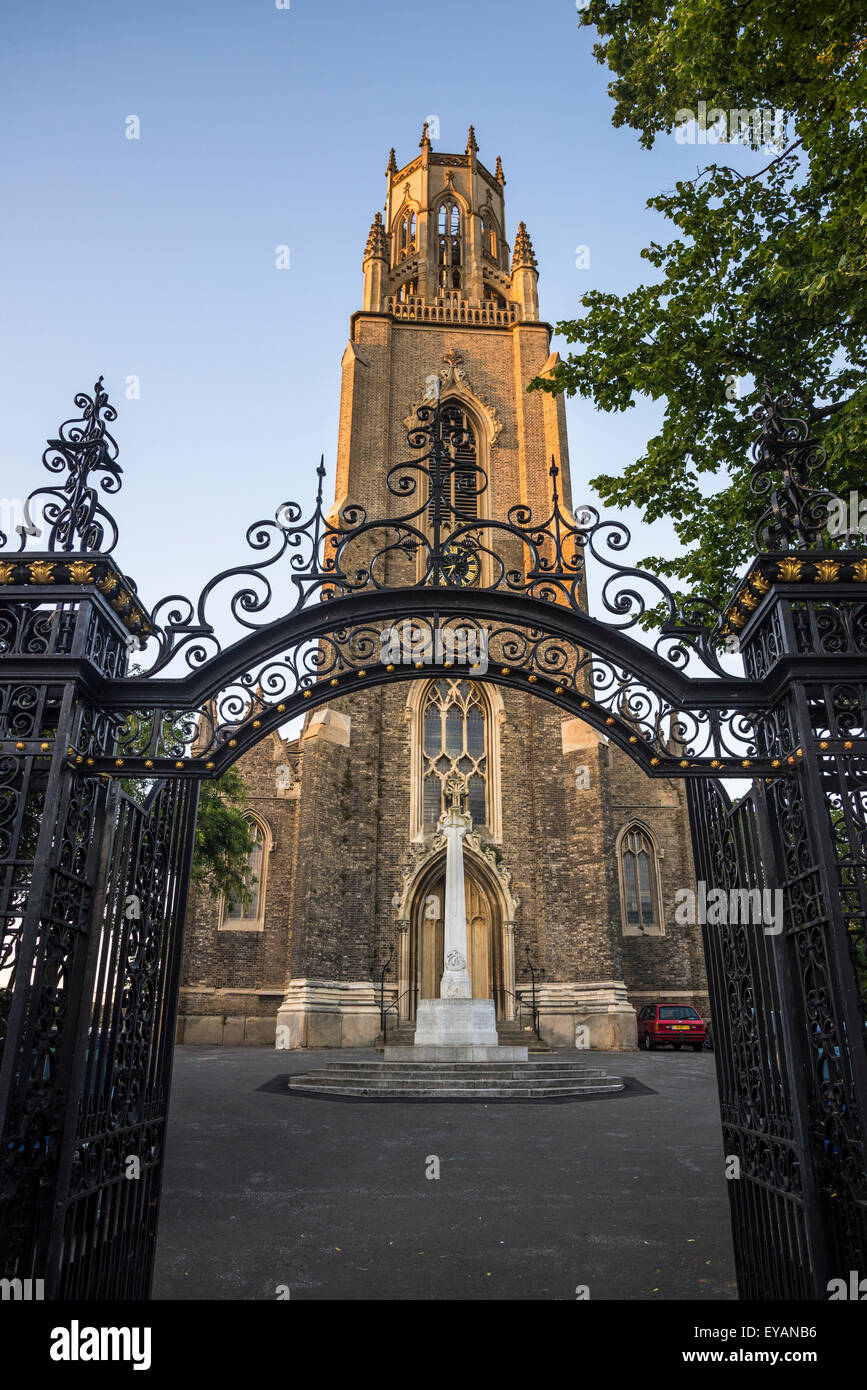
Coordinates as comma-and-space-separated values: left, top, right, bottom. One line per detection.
0, 124, 865, 1307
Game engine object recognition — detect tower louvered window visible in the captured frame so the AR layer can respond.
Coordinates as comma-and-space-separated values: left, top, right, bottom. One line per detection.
427, 406, 479, 529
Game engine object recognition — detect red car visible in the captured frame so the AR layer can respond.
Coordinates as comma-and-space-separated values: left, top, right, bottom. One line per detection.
637, 1003, 706, 1051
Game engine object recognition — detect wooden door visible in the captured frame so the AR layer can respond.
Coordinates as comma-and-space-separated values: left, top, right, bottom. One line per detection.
417, 873, 493, 1001
467, 877, 492, 999
419, 886, 444, 1001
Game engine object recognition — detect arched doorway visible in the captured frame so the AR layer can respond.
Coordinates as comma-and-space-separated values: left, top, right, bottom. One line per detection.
408, 856, 503, 1019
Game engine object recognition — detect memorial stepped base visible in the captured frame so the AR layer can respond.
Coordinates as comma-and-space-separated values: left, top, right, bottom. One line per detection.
286, 1059, 623, 1099
375, 1019, 553, 1053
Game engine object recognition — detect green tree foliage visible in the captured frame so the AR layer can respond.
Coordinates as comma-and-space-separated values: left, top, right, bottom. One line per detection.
191, 767, 257, 910
123, 762, 256, 909
533, 0, 866, 615
119, 672, 256, 908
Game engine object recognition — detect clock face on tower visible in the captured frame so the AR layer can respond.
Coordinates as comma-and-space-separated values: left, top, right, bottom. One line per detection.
440, 537, 480, 587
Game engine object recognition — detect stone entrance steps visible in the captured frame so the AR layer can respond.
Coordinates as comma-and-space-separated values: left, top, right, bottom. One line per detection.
375, 1023, 415, 1049
287, 1059, 623, 1099
496, 1021, 553, 1054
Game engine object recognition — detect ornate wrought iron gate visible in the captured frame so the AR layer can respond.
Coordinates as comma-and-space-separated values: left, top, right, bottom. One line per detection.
688, 778, 824, 1298
1, 378, 865, 1298
52, 778, 198, 1299
0, 581, 198, 1297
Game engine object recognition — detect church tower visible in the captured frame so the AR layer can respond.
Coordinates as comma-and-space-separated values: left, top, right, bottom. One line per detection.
177, 129, 707, 1051
335, 123, 570, 545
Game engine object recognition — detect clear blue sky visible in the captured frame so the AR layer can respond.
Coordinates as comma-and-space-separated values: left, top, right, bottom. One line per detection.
0, 0, 767, 626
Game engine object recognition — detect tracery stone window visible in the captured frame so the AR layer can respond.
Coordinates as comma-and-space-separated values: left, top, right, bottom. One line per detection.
397, 210, 416, 260
481, 212, 497, 261
397, 277, 418, 302
422, 680, 488, 829
618, 824, 663, 936
437, 198, 462, 291
221, 814, 271, 931
408, 679, 502, 842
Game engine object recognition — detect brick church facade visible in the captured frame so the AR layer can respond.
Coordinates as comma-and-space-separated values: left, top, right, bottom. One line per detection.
177, 127, 707, 1051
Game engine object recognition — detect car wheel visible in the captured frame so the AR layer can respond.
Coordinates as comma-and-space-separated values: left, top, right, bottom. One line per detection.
692, 1043, 703, 1052
644, 1034, 654, 1051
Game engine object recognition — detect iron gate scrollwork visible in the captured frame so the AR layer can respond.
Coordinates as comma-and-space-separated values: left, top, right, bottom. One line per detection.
687, 386, 867, 1297
0, 376, 865, 1299
688, 777, 822, 1299
53, 776, 199, 1299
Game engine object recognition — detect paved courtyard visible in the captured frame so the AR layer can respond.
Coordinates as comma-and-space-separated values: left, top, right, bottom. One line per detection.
153, 1046, 737, 1301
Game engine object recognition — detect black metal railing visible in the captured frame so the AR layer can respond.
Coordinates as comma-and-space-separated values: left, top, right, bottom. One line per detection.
379, 988, 419, 1043
372, 950, 395, 1035
500, 989, 535, 1038
524, 947, 545, 1040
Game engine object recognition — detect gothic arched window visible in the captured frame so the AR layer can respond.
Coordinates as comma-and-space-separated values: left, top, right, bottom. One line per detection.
221, 814, 271, 930
422, 680, 488, 829
415, 405, 482, 589
618, 825, 662, 935
481, 212, 497, 261
437, 198, 462, 291
430, 404, 479, 526
397, 210, 416, 260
